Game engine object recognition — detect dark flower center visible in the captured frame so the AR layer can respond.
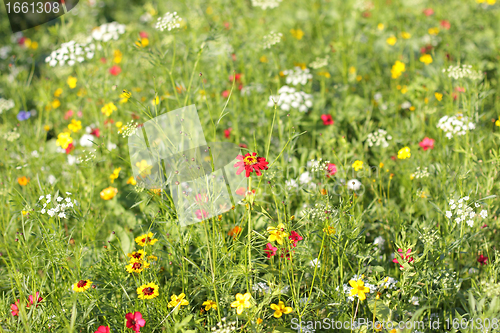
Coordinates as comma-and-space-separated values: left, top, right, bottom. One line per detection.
132, 262, 142, 269
143, 287, 155, 295
77, 280, 87, 288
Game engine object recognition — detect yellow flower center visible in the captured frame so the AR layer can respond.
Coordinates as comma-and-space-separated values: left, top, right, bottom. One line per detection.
243, 155, 257, 165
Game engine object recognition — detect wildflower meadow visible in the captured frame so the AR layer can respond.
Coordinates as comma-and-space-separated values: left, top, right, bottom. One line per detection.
1, 0, 500, 332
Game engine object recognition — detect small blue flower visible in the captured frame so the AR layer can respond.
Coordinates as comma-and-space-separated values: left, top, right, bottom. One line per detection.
17, 110, 31, 121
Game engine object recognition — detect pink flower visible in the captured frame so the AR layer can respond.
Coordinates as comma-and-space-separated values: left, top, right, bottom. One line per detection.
109, 65, 122, 76
392, 248, 413, 269
321, 114, 334, 125
221, 90, 230, 98
289, 231, 303, 248
100, 57, 107, 63
195, 209, 209, 220
419, 137, 435, 151
139, 31, 149, 39
27, 292, 43, 307
478, 254, 488, 265
264, 243, 277, 258
64, 110, 74, 120
327, 163, 337, 177
440, 20, 451, 30
224, 128, 232, 139
125, 312, 146, 333
423, 8, 434, 16
95, 326, 111, 333
91, 128, 100, 138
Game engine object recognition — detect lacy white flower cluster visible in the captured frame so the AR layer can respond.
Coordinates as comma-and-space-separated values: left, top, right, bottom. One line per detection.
419, 227, 440, 244
302, 201, 336, 222
366, 129, 392, 148
91, 22, 126, 42
252, 282, 289, 294
308, 158, 330, 173
309, 56, 329, 69
380, 276, 398, 290
76, 150, 97, 164
267, 86, 313, 112
119, 121, 139, 138
442, 64, 483, 81
445, 196, 487, 227
0, 98, 14, 114
282, 67, 313, 86
251, 0, 282, 9
432, 270, 461, 291
413, 167, 430, 179
45, 40, 96, 67
437, 114, 475, 139
38, 193, 77, 219
210, 318, 237, 333
155, 12, 182, 32
3, 128, 20, 142
263, 31, 282, 49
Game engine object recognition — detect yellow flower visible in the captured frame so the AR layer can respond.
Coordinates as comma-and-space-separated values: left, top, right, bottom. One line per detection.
323, 226, 336, 235
67, 76, 77, 89
270, 301, 293, 318
101, 102, 117, 117
168, 293, 189, 308
352, 160, 363, 171
400, 85, 408, 94
100, 186, 118, 200
377, 23, 384, 30
230, 293, 252, 315
391, 60, 405, 79
379, 162, 384, 168
54, 88, 63, 97
137, 282, 159, 300
110, 167, 121, 183
72, 279, 92, 292
256, 318, 263, 324
349, 66, 356, 74
267, 223, 289, 245
67, 119, 82, 133
428, 27, 439, 35
135, 232, 158, 247
290, 28, 304, 40
56, 132, 73, 149
259, 55, 268, 63
77, 88, 86, 97
135, 38, 149, 48
349, 279, 370, 301
386, 36, 397, 45
30, 41, 38, 50
356, 75, 362, 82
495, 119, 500, 127
115, 121, 123, 128
51, 99, 61, 109
487, 0, 496, 4
126, 259, 150, 273
401, 31, 411, 39
136, 160, 152, 178
120, 90, 132, 103
147, 255, 158, 261
318, 71, 331, 78
397, 147, 411, 159
419, 54, 433, 65
435, 92, 443, 101
202, 300, 217, 311
127, 249, 146, 261
152, 96, 159, 105
113, 50, 122, 63
127, 176, 137, 185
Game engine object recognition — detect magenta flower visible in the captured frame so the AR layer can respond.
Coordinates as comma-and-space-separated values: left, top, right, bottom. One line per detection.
321, 114, 334, 125
478, 254, 488, 265
95, 326, 110, 333
125, 312, 146, 332
289, 231, 303, 248
419, 137, 435, 151
327, 163, 337, 177
264, 243, 277, 258
392, 248, 414, 269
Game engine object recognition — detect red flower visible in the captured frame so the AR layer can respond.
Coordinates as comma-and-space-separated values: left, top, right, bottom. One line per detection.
423, 8, 434, 16
327, 163, 337, 177
231, 53, 237, 61
321, 114, 334, 125
362, 11, 371, 18
229, 73, 242, 83
224, 22, 231, 30
11, 301, 19, 316
125, 312, 146, 333
221, 90, 230, 98
239, 143, 248, 148
91, 128, 100, 137
234, 152, 269, 177
27, 292, 43, 307
420, 45, 433, 54
478, 254, 488, 265
109, 65, 122, 76
95, 326, 110, 333
139, 31, 149, 39
224, 128, 232, 139
65, 143, 75, 154
392, 248, 414, 269
64, 109, 74, 120
481, 224, 488, 229
264, 243, 277, 258
289, 231, 303, 248
17, 37, 26, 46
440, 20, 451, 30
419, 137, 435, 151
100, 57, 107, 64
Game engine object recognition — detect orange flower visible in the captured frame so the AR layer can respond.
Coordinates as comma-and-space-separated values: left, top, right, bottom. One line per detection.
17, 176, 29, 186
228, 226, 242, 238
100, 187, 118, 200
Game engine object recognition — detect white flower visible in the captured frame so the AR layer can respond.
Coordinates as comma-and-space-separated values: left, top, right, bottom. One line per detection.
262, 31, 283, 49
445, 211, 452, 218
57, 196, 63, 202
410, 296, 419, 305
480, 210, 488, 218
0, 98, 15, 114
466, 220, 474, 227
366, 129, 391, 148
299, 172, 312, 184
475, 202, 480, 208
310, 258, 321, 267
48, 175, 56, 185
252, 0, 282, 9
58, 212, 67, 219
80, 134, 95, 147
267, 85, 313, 112
41, 209, 46, 214
347, 179, 362, 191
282, 67, 313, 86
